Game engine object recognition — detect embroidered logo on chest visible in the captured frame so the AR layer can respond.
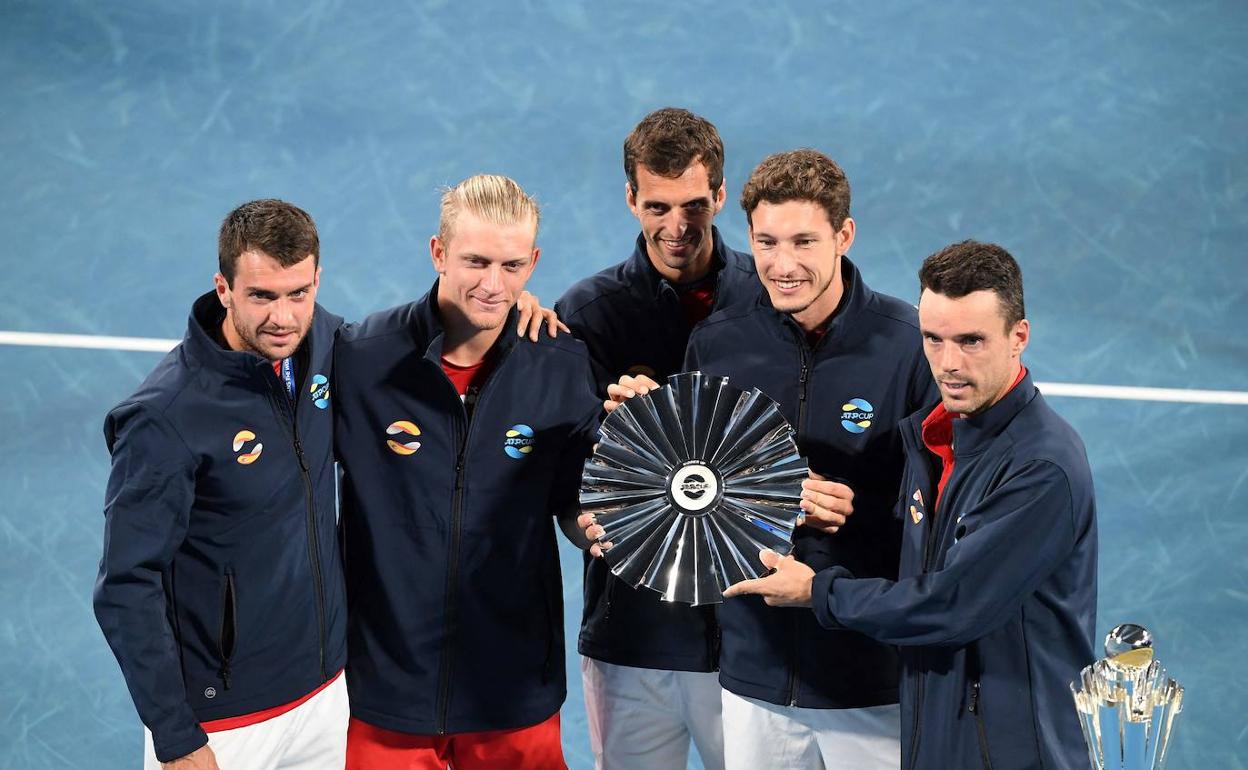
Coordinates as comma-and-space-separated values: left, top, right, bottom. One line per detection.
840, 398, 875, 434
909, 488, 925, 524
232, 429, 263, 465
386, 420, 422, 455
504, 424, 536, 459
309, 373, 330, 409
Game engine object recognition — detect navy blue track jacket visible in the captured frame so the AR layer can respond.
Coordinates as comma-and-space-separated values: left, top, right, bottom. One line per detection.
686, 257, 937, 707
333, 282, 602, 735
93, 292, 347, 762
812, 373, 1097, 769
556, 227, 759, 672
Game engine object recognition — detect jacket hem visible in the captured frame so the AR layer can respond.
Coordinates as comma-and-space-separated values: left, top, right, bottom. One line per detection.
348, 692, 564, 736
578, 637, 715, 673
719, 672, 899, 709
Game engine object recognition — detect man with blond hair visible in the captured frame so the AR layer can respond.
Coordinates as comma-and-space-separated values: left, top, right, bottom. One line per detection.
333, 174, 602, 770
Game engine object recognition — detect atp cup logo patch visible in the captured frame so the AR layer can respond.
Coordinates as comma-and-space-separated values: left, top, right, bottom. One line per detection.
504, 424, 536, 459
386, 420, 422, 455
309, 374, 330, 409
232, 429, 263, 465
840, 398, 875, 434
910, 488, 925, 524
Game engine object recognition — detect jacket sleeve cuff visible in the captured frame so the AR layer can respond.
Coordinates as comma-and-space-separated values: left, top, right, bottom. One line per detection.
810, 566, 854, 630
153, 724, 209, 764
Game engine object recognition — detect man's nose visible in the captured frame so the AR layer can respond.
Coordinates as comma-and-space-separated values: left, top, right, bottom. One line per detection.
481, 264, 503, 293
271, 297, 297, 327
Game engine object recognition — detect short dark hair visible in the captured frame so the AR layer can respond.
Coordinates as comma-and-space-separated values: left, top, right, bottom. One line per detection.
218, 199, 320, 285
919, 240, 1025, 329
623, 107, 724, 195
739, 149, 851, 230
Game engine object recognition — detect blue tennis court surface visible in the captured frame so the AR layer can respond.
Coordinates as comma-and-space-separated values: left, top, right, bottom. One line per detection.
2, 2, 1246, 768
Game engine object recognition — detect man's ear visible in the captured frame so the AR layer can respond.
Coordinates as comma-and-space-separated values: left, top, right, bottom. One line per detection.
835, 217, 856, 256
430, 235, 447, 273
625, 180, 639, 217
214, 273, 231, 309
1011, 318, 1030, 358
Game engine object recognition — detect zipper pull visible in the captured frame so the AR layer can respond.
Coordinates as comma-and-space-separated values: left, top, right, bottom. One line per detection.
293, 438, 309, 471
969, 680, 981, 714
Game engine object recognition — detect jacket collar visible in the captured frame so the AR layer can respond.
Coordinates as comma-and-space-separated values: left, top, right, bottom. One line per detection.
903, 369, 1037, 457
183, 291, 305, 380
412, 278, 521, 365
624, 225, 734, 299
757, 255, 872, 351
949, 369, 1036, 457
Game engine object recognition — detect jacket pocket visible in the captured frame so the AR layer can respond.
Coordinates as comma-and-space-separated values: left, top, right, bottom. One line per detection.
217, 568, 238, 690
969, 680, 994, 770
542, 584, 559, 683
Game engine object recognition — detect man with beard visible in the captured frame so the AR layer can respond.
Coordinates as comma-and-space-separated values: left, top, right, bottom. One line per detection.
724, 241, 1098, 770
588, 149, 936, 768
334, 175, 602, 770
555, 107, 760, 770
94, 199, 349, 770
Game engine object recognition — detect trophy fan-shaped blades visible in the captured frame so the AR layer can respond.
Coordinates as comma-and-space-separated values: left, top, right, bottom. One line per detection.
581, 372, 806, 605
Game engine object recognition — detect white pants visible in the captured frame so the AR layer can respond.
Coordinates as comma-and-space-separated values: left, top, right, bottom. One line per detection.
144, 675, 349, 770
721, 689, 900, 770
581, 656, 725, 770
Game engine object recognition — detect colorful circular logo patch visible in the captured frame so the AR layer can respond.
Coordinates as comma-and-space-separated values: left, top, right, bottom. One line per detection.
309, 374, 330, 409
504, 424, 535, 459
232, 429, 263, 464
840, 398, 875, 434
386, 420, 422, 455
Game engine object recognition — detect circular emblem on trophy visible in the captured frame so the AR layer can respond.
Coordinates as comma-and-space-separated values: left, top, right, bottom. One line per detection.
581, 371, 807, 605
667, 462, 721, 514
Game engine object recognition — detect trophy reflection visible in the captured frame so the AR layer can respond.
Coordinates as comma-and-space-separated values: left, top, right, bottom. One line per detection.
1071, 624, 1183, 769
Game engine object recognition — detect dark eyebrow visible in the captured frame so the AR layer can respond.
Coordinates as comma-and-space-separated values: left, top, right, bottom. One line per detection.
247, 283, 313, 299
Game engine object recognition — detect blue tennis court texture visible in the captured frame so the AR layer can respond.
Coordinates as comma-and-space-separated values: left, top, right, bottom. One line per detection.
2, 2, 1245, 768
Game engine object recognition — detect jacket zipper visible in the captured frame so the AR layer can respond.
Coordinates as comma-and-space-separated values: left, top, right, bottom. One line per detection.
705, 608, 721, 668
786, 337, 813, 705
908, 425, 956, 769
435, 349, 508, 734
436, 442, 469, 734
269, 377, 328, 682
795, 345, 811, 447
603, 573, 617, 621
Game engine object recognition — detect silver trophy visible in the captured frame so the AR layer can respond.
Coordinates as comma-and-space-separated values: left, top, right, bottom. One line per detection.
1071, 624, 1184, 769
580, 372, 807, 605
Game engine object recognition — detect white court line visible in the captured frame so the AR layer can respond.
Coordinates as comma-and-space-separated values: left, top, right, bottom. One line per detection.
1035, 381, 1248, 405
0, 330, 178, 353
2, 330, 1247, 405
